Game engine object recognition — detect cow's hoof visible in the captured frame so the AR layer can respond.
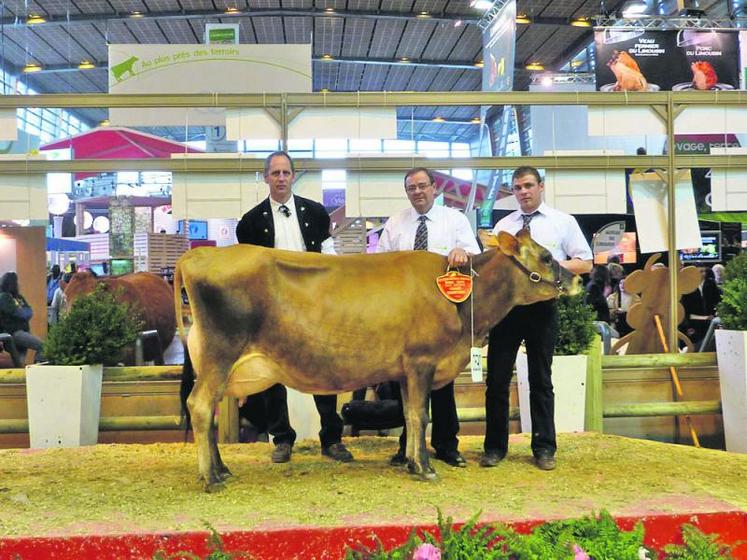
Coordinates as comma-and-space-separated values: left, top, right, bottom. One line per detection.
418, 470, 438, 482
406, 461, 437, 481
204, 480, 226, 493
216, 466, 233, 481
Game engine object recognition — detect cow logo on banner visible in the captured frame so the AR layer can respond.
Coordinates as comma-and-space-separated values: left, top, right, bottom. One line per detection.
436, 271, 473, 303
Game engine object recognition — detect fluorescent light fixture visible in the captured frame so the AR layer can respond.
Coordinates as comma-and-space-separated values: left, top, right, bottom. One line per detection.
432, 116, 446, 123
515, 13, 532, 23
130, 10, 143, 17
474, 60, 484, 68
570, 17, 592, 27
224, 7, 240, 14
321, 54, 334, 60
470, 117, 481, 124
454, 19, 464, 27
400, 57, 411, 63
99, 120, 110, 127
26, 14, 46, 24
320, 88, 330, 93
525, 62, 544, 71
23, 63, 42, 73
78, 60, 96, 70
324, 7, 335, 13
416, 11, 431, 18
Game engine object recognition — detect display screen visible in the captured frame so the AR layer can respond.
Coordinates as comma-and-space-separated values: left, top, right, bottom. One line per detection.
110, 258, 134, 276
89, 263, 107, 276
177, 220, 208, 240
680, 231, 721, 263
594, 232, 638, 264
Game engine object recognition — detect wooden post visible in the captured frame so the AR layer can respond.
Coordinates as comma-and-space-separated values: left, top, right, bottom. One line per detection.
218, 396, 239, 443
584, 335, 604, 432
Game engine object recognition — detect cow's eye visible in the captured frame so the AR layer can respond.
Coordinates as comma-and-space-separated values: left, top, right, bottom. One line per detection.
542, 254, 552, 264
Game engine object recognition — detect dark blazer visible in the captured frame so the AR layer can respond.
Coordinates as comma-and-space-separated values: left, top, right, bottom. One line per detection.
235, 195, 330, 253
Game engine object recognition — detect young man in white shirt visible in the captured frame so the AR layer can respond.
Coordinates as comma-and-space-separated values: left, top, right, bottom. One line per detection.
377, 167, 480, 468
482, 166, 592, 471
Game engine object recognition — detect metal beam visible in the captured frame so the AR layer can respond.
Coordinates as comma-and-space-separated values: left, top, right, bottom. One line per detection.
0, 155, 671, 174
0, 90, 682, 109
593, 15, 747, 28
1, 7, 480, 28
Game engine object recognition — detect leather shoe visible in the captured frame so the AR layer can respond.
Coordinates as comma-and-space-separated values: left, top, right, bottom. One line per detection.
480, 450, 506, 468
271, 442, 292, 463
322, 442, 354, 463
389, 450, 407, 466
435, 450, 467, 468
535, 452, 556, 471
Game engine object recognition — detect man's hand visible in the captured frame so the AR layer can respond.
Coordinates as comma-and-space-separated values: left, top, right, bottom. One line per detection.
447, 248, 469, 268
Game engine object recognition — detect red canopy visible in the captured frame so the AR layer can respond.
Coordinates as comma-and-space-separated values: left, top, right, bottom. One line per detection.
41, 127, 202, 180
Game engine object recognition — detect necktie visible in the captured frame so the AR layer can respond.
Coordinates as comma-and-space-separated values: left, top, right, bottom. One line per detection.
279, 204, 291, 217
521, 211, 539, 231
414, 215, 428, 251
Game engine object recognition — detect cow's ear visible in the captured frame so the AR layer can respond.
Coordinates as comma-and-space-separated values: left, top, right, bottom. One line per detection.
478, 229, 499, 249
497, 231, 519, 257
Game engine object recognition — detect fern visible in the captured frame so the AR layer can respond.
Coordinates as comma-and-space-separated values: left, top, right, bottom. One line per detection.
662, 523, 734, 559
716, 252, 747, 331
555, 293, 597, 356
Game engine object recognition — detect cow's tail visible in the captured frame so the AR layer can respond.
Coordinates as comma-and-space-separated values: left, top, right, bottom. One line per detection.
174, 260, 193, 438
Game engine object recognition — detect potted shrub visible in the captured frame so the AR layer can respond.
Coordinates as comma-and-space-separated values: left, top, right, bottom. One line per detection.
714, 252, 747, 453
25, 284, 142, 448
516, 293, 597, 433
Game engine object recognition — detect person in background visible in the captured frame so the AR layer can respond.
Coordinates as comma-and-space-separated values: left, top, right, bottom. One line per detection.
377, 166, 480, 468
0, 272, 44, 366
711, 263, 725, 286
607, 275, 639, 338
46, 264, 61, 305
585, 264, 612, 324
482, 166, 592, 472
681, 266, 722, 348
235, 150, 352, 465
48, 272, 72, 326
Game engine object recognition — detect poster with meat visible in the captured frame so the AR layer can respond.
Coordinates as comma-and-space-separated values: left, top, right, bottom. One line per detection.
594, 30, 739, 92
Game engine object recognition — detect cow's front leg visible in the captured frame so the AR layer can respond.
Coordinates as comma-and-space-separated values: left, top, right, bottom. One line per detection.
402, 367, 435, 481
188, 377, 225, 492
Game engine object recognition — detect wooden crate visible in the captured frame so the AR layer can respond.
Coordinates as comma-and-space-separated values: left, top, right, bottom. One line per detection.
133, 233, 190, 274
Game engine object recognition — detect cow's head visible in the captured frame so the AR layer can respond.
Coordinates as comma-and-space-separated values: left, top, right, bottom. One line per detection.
480, 229, 581, 300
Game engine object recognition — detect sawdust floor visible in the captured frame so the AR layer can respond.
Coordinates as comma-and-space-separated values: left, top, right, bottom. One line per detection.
1, 433, 746, 538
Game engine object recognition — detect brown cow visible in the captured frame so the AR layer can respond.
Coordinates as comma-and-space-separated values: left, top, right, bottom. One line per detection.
176, 229, 580, 492
65, 271, 176, 364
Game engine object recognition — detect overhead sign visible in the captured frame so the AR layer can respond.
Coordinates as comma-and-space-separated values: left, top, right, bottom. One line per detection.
595, 30, 739, 91
481, 0, 516, 92
108, 44, 312, 126
205, 24, 239, 45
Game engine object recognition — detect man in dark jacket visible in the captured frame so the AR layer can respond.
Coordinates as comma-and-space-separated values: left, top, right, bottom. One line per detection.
235, 150, 353, 465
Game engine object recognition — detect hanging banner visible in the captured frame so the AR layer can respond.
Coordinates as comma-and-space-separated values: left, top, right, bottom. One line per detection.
481, 0, 516, 93
595, 30, 739, 92
108, 44, 312, 126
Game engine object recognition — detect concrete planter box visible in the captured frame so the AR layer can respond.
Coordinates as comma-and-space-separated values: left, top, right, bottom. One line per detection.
715, 329, 747, 454
516, 353, 588, 434
25, 364, 103, 448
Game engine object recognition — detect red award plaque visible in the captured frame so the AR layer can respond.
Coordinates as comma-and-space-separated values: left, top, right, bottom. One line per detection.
436, 271, 473, 303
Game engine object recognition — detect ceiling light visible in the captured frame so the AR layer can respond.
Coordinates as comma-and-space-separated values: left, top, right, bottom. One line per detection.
400, 57, 411, 63
541, 76, 553, 87
78, 60, 96, 70
99, 120, 110, 127
515, 13, 532, 24
470, 117, 481, 124
417, 11, 431, 18
432, 116, 445, 123
525, 62, 544, 71
320, 88, 330, 93
321, 54, 334, 60
570, 16, 592, 27
470, 0, 494, 10
26, 14, 46, 25
23, 63, 42, 73
621, 0, 647, 17
324, 7, 335, 13
224, 7, 240, 14
130, 10, 143, 18
474, 60, 484, 68
454, 19, 464, 27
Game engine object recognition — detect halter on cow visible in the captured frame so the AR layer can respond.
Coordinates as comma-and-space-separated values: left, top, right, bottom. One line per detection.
176, 229, 581, 492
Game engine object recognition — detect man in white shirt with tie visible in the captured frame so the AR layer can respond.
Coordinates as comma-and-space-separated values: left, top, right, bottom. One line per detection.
377, 167, 480, 468
482, 166, 592, 471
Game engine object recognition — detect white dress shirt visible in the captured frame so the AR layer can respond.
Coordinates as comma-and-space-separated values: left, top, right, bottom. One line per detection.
377, 204, 480, 256
269, 194, 337, 255
492, 202, 592, 261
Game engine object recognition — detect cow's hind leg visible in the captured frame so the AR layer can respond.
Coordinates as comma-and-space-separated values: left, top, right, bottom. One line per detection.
207, 417, 232, 482
187, 375, 227, 492
401, 367, 435, 481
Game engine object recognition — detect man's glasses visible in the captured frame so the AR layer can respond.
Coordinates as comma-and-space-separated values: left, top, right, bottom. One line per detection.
405, 182, 432, 194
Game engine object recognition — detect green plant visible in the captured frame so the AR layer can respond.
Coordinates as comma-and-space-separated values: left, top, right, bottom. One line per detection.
555, 293, 597, 356
43, 284, 143, 365
663, 524, 735, 560
153, 522, 254, 560
716, 252, 747, 331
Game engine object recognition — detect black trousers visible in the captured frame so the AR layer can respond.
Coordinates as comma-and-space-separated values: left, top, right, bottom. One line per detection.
485, 300, 558, 457
395, 381, 460, 455
239, 385, 343, 448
